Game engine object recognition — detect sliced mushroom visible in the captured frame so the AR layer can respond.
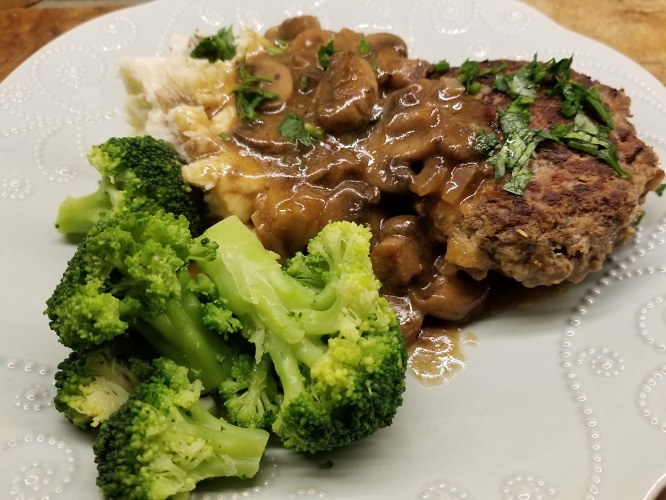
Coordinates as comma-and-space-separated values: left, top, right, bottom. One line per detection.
245, 53, 293, 112
364, 33, 408, 57
266, 15, 322, 41
233, 119, 298, 156
365, 33, 432, 90
312, 51, 378, 133
409, 271, 489, 322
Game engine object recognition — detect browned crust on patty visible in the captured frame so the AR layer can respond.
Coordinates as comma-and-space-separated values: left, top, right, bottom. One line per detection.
425, 60, 664, 287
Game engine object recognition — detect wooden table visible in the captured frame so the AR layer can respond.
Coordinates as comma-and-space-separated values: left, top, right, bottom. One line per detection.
1, 0, 665, 85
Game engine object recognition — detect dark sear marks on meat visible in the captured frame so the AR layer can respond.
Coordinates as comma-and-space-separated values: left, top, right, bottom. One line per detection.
194, 16, 664, 346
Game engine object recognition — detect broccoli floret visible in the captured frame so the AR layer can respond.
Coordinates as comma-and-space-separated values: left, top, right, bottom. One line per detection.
219, 353, 281, 429
45, 209, 241, 392
199, 216, 408, 453
94, 357, 269, 500
55, 136, 206, 238
54, 341, 153, 429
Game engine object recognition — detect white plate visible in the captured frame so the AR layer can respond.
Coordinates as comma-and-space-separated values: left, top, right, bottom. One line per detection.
1, 0, 666, 498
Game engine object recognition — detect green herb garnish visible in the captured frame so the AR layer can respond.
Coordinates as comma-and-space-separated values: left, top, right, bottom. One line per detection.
550, 113, 628, 177
550, 80, 615, 128
232, 57, 278, 123
318, 41, 340, 69
190, 26, 237, 62
474, 130, 500, 157
493, 57, 548, 99
359, 38, 372, 57
433, 59, 451, 74
278, 113, 324, 147
479, 55, 626, 194
457, 60, 508, 94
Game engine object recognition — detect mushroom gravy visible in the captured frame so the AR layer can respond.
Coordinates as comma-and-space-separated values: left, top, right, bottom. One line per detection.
121, 16, 663, 379
165, 17, 497, 351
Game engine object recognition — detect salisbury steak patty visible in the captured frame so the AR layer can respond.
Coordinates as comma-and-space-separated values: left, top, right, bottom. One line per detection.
420, 61, 664, 287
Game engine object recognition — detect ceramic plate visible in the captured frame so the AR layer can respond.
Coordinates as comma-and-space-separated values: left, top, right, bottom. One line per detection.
1, 0, 666, 498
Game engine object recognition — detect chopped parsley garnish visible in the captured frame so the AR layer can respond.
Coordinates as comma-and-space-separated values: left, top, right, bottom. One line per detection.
474, 130, 500, 157
552, 81, 615, 128
471, 55, 625, 195
432, 59, 451, 74
490, 128, 550, 195
484, 98, 550, 195
493, 57, 548, 99
545, 56, 573, 81
232, 57, 278, 123
655, 184, 666, 197
318, 41, 340, 69
278, 113, 324, 147
369, 105, 383, 124
457, 60, 508, 94
299, 75, 309, 91
550, 113, 628, 177
498, 96, 534, 132
359, 38, 372, 57
190, 26, 237, 62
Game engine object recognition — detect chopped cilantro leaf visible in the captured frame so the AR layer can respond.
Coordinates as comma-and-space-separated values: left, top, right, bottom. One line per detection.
433, 59, 451, 73
474, 130, 500, 157
656, 184, 666, 197
550, 113, 628, 177
190, 26, 237, 62
279, 113, 324, 147
488, 127, 549, 194
457, 60, 483, 94
359, 38, 372, 57
457, 60, 508, 94
597, 147, 629, 178
545, 56, 573, 81
318, 41, 340, 69
232, 57, 278, 123
493, 57, 548, 99
552, 81, 614, 128
498, 96, 534, 134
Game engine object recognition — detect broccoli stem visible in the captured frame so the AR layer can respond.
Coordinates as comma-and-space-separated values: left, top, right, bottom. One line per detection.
55, 188, 112, 236
183, 404, 269, 479
263, 333, 305, 404
199, 216, 315, 345
134, 290, 235, 392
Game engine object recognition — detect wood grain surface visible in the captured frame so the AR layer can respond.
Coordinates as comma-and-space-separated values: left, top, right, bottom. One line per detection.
1, 0, 665, 84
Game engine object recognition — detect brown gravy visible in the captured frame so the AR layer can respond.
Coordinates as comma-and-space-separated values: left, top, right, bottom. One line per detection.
408, 326, 478, 386
185, 17, 522, 363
